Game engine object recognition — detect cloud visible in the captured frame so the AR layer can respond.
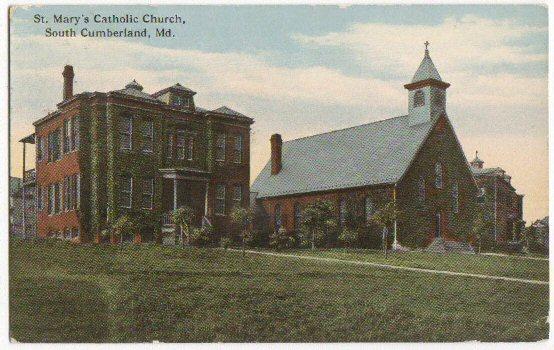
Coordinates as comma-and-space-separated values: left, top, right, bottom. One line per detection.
293, 15, 547, 77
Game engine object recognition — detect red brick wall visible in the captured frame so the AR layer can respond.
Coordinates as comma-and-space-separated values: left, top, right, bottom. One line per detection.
35, 102, 82, 239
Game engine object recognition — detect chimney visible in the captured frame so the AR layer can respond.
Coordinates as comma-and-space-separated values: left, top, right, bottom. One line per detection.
62, 65, 74, 100
270, 134, 282, 175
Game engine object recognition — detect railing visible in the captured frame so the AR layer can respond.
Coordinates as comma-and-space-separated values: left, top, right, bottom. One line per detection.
162, 212, 174, 226
23, 169, 36, 184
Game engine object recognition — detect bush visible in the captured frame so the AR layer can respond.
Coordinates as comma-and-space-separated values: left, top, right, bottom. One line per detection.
189, 226, 212, 247
338, 228, 359, 248
357, 225, 382, 249
220, 237, 232, 250
269, 227, 296, 250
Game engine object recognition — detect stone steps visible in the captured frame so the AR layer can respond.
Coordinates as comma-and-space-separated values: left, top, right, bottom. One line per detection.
426, 237, 475, 254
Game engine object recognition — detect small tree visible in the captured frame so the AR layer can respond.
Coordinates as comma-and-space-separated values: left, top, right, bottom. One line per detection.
300, 200, 337, 250
111, 215, 137, 248
269, 227, 296, 250
338, 227, 359, 248
468, 210, 493, 254
172, 206, 195, 246
371, 201, 401, 258
230, 206, 254, 257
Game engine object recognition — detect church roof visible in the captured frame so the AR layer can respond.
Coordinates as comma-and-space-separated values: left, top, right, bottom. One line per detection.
251, 115, 436, 198
411, 48, 442, 83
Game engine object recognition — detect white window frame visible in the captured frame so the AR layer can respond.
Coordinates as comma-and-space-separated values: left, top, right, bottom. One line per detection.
120, 115, 133, 150
216, 133, 226, 161
141, 120, 154, 153
176, 131, 186, 160
215, 184, 226, 215
141, 178, 154, 210
71, 115, 80, 151
63, 119, 71, 154
120, 176, 133, 209
56, 183, 62, 214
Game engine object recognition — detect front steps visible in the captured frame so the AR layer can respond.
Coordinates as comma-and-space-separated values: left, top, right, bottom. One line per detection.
426, 237, 475, 254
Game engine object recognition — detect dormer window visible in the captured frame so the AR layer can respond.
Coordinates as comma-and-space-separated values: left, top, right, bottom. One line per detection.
414, 90, 425, 107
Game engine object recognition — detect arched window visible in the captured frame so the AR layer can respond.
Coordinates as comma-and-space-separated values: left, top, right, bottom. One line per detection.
418, 176, 426, 203
339, 199, 347, 227
452, 182, 459, 213
274, 204, 282, 232
365, 197, 374, 223
435, 163, 443, 189
414, 90, 425, 107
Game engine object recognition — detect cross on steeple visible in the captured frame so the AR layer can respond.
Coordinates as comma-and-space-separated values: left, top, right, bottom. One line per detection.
424, 41, 430, 50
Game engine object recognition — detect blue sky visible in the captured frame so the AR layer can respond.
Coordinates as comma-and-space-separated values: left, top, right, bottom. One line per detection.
9, 5, 548, 221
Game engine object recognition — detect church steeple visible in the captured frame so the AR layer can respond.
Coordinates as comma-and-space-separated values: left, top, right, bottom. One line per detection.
404, 42, 450, 126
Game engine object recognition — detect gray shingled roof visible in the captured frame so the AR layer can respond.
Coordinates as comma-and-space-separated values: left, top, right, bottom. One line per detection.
113, 80, 162, 103
411, 49, 442, 83
251, 115, 434, 198
213, 106, 247, 118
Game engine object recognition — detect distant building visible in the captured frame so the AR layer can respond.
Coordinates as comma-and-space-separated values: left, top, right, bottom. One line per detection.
531, 216, 548, 247
9, 173, 36, 238
19, 65, 254, 243
470, 152, 524, 241
252, 46, 478, 249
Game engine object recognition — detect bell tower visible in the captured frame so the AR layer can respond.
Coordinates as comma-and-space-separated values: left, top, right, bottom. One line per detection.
404, 42, 450, 126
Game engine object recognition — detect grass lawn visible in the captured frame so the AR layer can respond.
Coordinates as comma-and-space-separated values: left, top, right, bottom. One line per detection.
9, 240, 549, 342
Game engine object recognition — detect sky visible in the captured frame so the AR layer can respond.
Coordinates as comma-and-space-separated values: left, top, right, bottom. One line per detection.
9, 5, 548, 223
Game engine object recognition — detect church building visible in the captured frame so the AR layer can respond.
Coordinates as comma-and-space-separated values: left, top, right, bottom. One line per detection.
251, 45, 479, 248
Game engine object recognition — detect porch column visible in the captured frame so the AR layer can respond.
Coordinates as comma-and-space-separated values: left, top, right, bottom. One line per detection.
204, 182, 209, 216
22, 142, 26, 239
173, 177, 178, 210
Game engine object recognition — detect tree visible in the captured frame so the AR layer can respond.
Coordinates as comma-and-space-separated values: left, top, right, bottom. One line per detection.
111, 215, 137, 248
370, 201, 401, 258
230, 206, 254, 257
338, 227, 359, 248
300, 200, 337, 250
172, 206, 195, 246
468, 209, 493, 254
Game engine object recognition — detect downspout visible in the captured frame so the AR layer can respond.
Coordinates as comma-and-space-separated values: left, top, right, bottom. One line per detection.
393, 183, 398, 250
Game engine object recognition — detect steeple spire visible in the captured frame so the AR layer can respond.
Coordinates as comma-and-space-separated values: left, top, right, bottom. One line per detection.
424, 41, 430, 57
410, 41, 442, 83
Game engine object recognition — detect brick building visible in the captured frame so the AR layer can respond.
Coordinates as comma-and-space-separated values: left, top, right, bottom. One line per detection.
20, 65, 254, 243
470, 152, 524, 241
251, 46, 478, 249
9, 174, 36, 238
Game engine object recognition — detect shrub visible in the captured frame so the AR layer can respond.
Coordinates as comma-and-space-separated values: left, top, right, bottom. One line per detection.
220, 237, 232, 250
299, 200, 338, 249
338, 228, 359, 248
189, 226, 212, 247
172, 206, 195, 245
270, 227, 296, 250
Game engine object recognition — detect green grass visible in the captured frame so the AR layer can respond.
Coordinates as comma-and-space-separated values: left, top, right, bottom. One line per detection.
9, 240, 549, 342
286, 248, 549, 282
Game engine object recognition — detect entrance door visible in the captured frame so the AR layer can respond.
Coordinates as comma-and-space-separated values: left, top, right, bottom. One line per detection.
435, 212, 441, 238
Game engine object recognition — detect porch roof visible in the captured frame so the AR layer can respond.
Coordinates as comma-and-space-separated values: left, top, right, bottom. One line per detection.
159, 167, 211, 181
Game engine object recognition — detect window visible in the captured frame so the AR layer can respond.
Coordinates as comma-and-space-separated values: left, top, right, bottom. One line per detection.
435, 163, 443, 189
477, 187, 485, 204
63, 176, 70, 211
174, 95, 183, 106
186, 137, 194, 161
141, 120, 154, 153
365, 197, 374, 223
294, 203, 302, 233
274, 204, 282, 232
176, 131, 185, 160
63, 119, 71, 154
414, 90, 425, 107
233, 185, 242, 208
48, 129, 61, 162
216, 133, 226, 161
71, 116, 79, 151
119, 176, 132, 208
120, 115, 132, 150
75, 174, 80, 209
339, 199, 347, 227
36, 136, 44, 161
54, 183, 61, 214
418, 176, 426, 203
141, 178, 154, 209
452, 183, 459, 213
215, 184, 226, 215
166, 132, 173, 159
48, 185, 55, 215
37, 187, 43, 211
234, 134, 243, 163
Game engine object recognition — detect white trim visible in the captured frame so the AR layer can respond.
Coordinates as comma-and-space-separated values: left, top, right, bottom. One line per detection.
119, 115, 133, 151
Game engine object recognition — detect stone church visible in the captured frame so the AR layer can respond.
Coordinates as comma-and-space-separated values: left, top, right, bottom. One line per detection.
251, 45, 479, 249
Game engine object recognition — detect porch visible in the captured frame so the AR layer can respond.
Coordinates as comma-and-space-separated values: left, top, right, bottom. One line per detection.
159, 168, 212, 237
